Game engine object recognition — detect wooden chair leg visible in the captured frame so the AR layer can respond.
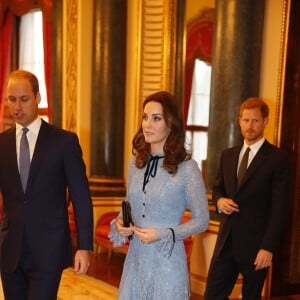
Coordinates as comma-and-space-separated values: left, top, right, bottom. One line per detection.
94, 244, 99, 254
107, 247, 112, 263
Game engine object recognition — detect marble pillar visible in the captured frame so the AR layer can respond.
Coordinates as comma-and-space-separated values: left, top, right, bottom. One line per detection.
90, 0, 127, 196
52, 0, 63, 127
206, 0, 265, 192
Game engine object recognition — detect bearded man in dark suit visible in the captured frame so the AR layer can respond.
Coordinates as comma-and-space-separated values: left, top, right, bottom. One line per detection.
0, 70, 94, 300
204, 98, 291, 300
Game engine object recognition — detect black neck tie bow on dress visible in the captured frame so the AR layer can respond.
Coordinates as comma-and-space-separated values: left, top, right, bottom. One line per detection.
143, 154, 164, 192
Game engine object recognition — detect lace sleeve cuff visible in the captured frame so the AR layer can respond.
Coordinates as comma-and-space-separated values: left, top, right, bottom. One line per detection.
155, 228, 175, 258
108, 217, 127, 247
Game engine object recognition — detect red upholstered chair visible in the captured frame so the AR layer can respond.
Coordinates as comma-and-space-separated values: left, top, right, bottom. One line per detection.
94, 211, 129, 263
94, 211, 194, 266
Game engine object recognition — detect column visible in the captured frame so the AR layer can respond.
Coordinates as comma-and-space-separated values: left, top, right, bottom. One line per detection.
206, 0, 265, 191
90, 0, 127, 196
52, 0, 63, 127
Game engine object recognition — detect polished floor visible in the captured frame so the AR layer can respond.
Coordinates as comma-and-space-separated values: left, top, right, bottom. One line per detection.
87, 251, 125, 288
0, 267, 118, 300
86, 251, 300, 300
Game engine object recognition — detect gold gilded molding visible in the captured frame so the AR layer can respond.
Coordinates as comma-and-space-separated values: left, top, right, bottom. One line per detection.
65, 0, 77, 132
138, 0, 177, 102
274, 0, 290, 146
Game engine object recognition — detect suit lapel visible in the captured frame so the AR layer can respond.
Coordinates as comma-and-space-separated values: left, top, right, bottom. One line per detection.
25, 121, 51, 195
237, 140, 270, 189
6, 127, 24, 191
226, 146, 242, 193
8, 127, 19, 174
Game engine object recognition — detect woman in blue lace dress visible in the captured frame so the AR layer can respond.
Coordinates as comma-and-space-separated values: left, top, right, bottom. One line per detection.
109, 91, 209, 300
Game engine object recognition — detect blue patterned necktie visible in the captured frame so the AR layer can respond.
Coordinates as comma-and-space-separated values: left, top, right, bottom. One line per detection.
20, 128, 30, 191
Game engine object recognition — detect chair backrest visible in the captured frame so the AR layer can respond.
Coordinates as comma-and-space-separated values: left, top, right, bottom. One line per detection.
96, 211, 119, 227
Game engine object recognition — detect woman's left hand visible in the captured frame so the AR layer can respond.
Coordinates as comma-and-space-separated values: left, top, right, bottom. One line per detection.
115, 218, 134, 238
133, 227, 159, 244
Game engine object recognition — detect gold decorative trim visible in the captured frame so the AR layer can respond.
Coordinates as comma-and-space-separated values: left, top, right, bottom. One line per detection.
92, 196, 124, 207
138, 0, 177, 102
274, 0, 290, 146
185, 7, 214, 64
88, 177, 126, 197
187, 7, 214, 28
65, 0, 77, 132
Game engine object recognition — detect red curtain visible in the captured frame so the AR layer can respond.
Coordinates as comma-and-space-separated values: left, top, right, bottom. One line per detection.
0, 0, 53, 125
0, 0, 52, 21
184, 9, 214, 125
43, 17, 52, 123
0, 10, 13, 131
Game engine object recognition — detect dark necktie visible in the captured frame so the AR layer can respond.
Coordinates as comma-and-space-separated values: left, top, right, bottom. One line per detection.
237, 147, 250, 186
20, 128, 30, 191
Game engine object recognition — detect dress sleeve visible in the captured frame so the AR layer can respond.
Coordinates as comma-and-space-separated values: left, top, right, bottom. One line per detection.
178, 159, 210, 238
156, 159, 209, 257
108, 158, 135, 247
108, 215, 127, 247
155, 228, 175, 258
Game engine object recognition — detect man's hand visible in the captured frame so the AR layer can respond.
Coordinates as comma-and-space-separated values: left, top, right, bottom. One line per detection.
73, 249, 90, 275
254, 249, 273, 270
217, 198, 239, 215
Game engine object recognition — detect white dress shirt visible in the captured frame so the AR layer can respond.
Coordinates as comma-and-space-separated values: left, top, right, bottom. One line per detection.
16, 118, 42, 170
237, 138, 265, 174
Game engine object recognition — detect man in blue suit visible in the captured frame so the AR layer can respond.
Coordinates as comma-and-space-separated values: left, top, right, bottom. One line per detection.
0, 70, 94, 300
204, 98, 291, 300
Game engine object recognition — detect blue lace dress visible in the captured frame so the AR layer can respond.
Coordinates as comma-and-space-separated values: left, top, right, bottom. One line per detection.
109, 157, 209, 300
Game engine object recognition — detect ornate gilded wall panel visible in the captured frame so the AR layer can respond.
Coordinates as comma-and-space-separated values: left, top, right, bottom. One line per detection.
274, 0, 290, 145
65, 0, 77, 132
139, 0, 177, 101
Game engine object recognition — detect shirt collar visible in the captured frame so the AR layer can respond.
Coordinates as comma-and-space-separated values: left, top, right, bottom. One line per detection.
243, 137, 265, 154
16, 118, 42, 136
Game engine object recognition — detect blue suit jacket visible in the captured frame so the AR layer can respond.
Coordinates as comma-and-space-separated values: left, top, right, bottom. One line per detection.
0, 120, 93, 272
212, 140, 291, 264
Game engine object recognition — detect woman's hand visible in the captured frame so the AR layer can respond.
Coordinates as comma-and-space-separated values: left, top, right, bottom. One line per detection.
115, 218, 134, 238
133, 227, 159, 244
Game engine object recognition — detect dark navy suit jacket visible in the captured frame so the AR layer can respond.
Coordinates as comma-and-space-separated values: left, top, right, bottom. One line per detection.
212, 140, 291, 264
0, 120, 93, 272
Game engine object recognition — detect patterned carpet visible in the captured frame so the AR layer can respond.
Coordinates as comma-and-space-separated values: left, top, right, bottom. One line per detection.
0, 268, 118, 300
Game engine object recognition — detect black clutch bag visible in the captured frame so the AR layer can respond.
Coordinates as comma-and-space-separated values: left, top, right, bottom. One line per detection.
122, 200, 133, 227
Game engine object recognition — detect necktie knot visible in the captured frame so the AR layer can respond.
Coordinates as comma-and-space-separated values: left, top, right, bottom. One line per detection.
22, 127, 29, 133
237, 147, 250, 186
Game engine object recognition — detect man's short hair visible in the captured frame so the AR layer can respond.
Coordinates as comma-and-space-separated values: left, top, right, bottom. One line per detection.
8, 69, 40, 97
239, 97, 269, 118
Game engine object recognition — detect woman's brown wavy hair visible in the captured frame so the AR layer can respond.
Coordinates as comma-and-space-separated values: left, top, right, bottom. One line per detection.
132, 91, 191, 174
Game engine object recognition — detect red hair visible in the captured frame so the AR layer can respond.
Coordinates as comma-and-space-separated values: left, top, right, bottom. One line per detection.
239, 97, 269, 118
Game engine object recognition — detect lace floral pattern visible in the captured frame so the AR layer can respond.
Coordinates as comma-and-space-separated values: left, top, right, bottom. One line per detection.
109, 157, 209, 300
